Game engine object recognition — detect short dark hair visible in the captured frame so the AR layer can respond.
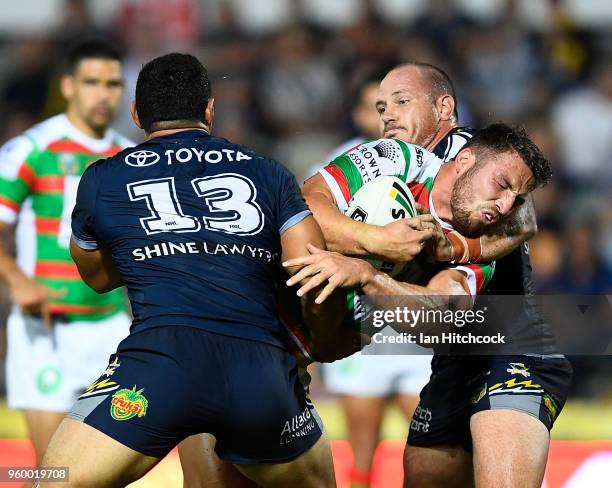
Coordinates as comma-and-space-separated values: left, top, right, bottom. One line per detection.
64, 38, 122, 73
395, 62, 458, 120
135, 53, 211, 133
349, 63, 396, 108
464, 123, 552, 187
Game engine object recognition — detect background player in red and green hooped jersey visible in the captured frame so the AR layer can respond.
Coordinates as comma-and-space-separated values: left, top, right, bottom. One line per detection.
0, 38, 133, 466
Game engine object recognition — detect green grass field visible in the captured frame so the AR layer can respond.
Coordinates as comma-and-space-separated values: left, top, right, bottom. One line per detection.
1, 397, 611, 440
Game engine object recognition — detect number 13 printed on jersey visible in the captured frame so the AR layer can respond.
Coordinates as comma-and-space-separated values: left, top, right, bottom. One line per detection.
127, 173, 264, 236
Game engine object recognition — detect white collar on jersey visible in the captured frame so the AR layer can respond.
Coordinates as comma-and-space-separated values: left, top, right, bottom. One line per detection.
60, 113, 117, 153
428, 191, 454, 232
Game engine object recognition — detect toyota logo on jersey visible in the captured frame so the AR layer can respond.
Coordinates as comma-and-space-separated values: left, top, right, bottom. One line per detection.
125, 150, 160, 167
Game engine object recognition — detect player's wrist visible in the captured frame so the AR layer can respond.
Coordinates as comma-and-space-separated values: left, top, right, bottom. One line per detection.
360, 224, 383, 257
357, 260, 377, 288
447, 231, 482, 263
359, 264, 384, 294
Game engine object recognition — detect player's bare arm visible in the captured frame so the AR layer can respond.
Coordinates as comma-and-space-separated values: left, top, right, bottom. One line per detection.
303, 173, 437, 263
285, 245, 469, 301
282, 216, 364, 362
69, 238, 123, 293
0, 221, 64, 327
284, 246, 472, 332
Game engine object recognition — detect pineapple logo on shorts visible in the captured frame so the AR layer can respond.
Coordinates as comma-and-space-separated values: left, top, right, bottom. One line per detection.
110, 386, 149, 421
543, 394, 559, 422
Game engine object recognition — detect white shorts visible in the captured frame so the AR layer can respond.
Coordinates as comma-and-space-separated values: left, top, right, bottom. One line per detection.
322, 351, 432, 397
6, 309, 130, 412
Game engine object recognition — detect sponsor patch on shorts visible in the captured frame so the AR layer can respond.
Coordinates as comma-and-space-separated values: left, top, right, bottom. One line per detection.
110, 386, 149, 421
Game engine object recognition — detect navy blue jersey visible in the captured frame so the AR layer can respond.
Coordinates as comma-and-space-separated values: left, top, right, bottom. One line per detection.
71, 130, 310, 348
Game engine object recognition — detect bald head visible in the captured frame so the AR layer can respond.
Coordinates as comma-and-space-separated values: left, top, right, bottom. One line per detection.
376, 63, 457, 150
390, 63, 458, 118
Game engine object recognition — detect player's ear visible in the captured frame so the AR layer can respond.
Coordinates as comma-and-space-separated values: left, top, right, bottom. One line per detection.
437, 94, 454, 122
60, 74, 74, 101
454, 147, 476, 174
204, 98, 215, 131
130, 100, 143, 130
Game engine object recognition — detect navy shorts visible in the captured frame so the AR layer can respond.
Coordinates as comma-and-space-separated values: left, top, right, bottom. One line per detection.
408, 355, 573, 451
67, 326, 323, 463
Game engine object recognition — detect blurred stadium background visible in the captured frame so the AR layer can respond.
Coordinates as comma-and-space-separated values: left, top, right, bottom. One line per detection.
0, 0, 610, 486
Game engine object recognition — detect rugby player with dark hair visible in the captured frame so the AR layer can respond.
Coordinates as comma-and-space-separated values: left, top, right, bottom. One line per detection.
0, 37, 132, 466
299, 62, 571, 488
37, 53, 354, 488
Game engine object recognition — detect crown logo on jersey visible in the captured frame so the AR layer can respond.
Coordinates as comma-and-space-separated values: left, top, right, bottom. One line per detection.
125, 150, 160, 167
373, 140, 399, 160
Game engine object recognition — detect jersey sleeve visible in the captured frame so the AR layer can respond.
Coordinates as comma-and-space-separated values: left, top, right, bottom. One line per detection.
318, 138, 440, 212
275, 162, 311, 235
71, 164, 101, 250
0, 135, 37, 223
452, 262, 496, 300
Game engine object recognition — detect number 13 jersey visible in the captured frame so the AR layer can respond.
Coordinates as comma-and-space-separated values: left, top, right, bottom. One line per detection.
71, 129, 310, 347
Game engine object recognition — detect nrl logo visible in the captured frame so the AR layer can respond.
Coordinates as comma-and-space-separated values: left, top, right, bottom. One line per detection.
348, 207, 367, 222
59, 153, 80, 175
506, 363, 530, 378
110, 386, 149, 421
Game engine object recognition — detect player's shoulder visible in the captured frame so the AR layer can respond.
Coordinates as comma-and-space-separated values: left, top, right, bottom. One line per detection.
325, 137, 442, 185
0, 114, 65, 156
327, 136, 366, 160
106, 128, 136, 150
0, 115, 70, 177
0, 133, 36, 178
21, 114, 75, 151
354, 137, 439, 161
209, 134, 291, 176
208, 134, 262, 160
83, 141, 136, 180
433, 126, 475, 162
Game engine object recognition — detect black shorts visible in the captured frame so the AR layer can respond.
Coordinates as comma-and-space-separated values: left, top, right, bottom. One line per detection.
67, 326, 323, 463
408, 355, 573, 451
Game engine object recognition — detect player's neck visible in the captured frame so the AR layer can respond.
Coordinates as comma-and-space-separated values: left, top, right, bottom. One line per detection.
430, 163, 455, 225
145, 122, 210, 141
65, 110, 106, 139
424, 122, 456, 152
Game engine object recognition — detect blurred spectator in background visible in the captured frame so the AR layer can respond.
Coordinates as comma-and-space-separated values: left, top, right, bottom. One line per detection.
529, 228, 564, 292
0, 39, 56, 141
552, 61, 612, 190
557, 223, 612, 294
56, 0, 101, 46
255, 25, 344, 180
462, 12, 544, 121
110, 0, 202, 142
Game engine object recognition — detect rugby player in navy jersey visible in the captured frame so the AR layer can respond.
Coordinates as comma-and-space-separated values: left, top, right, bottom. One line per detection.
300, 63, 572, 488
37, 53, 356, 488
